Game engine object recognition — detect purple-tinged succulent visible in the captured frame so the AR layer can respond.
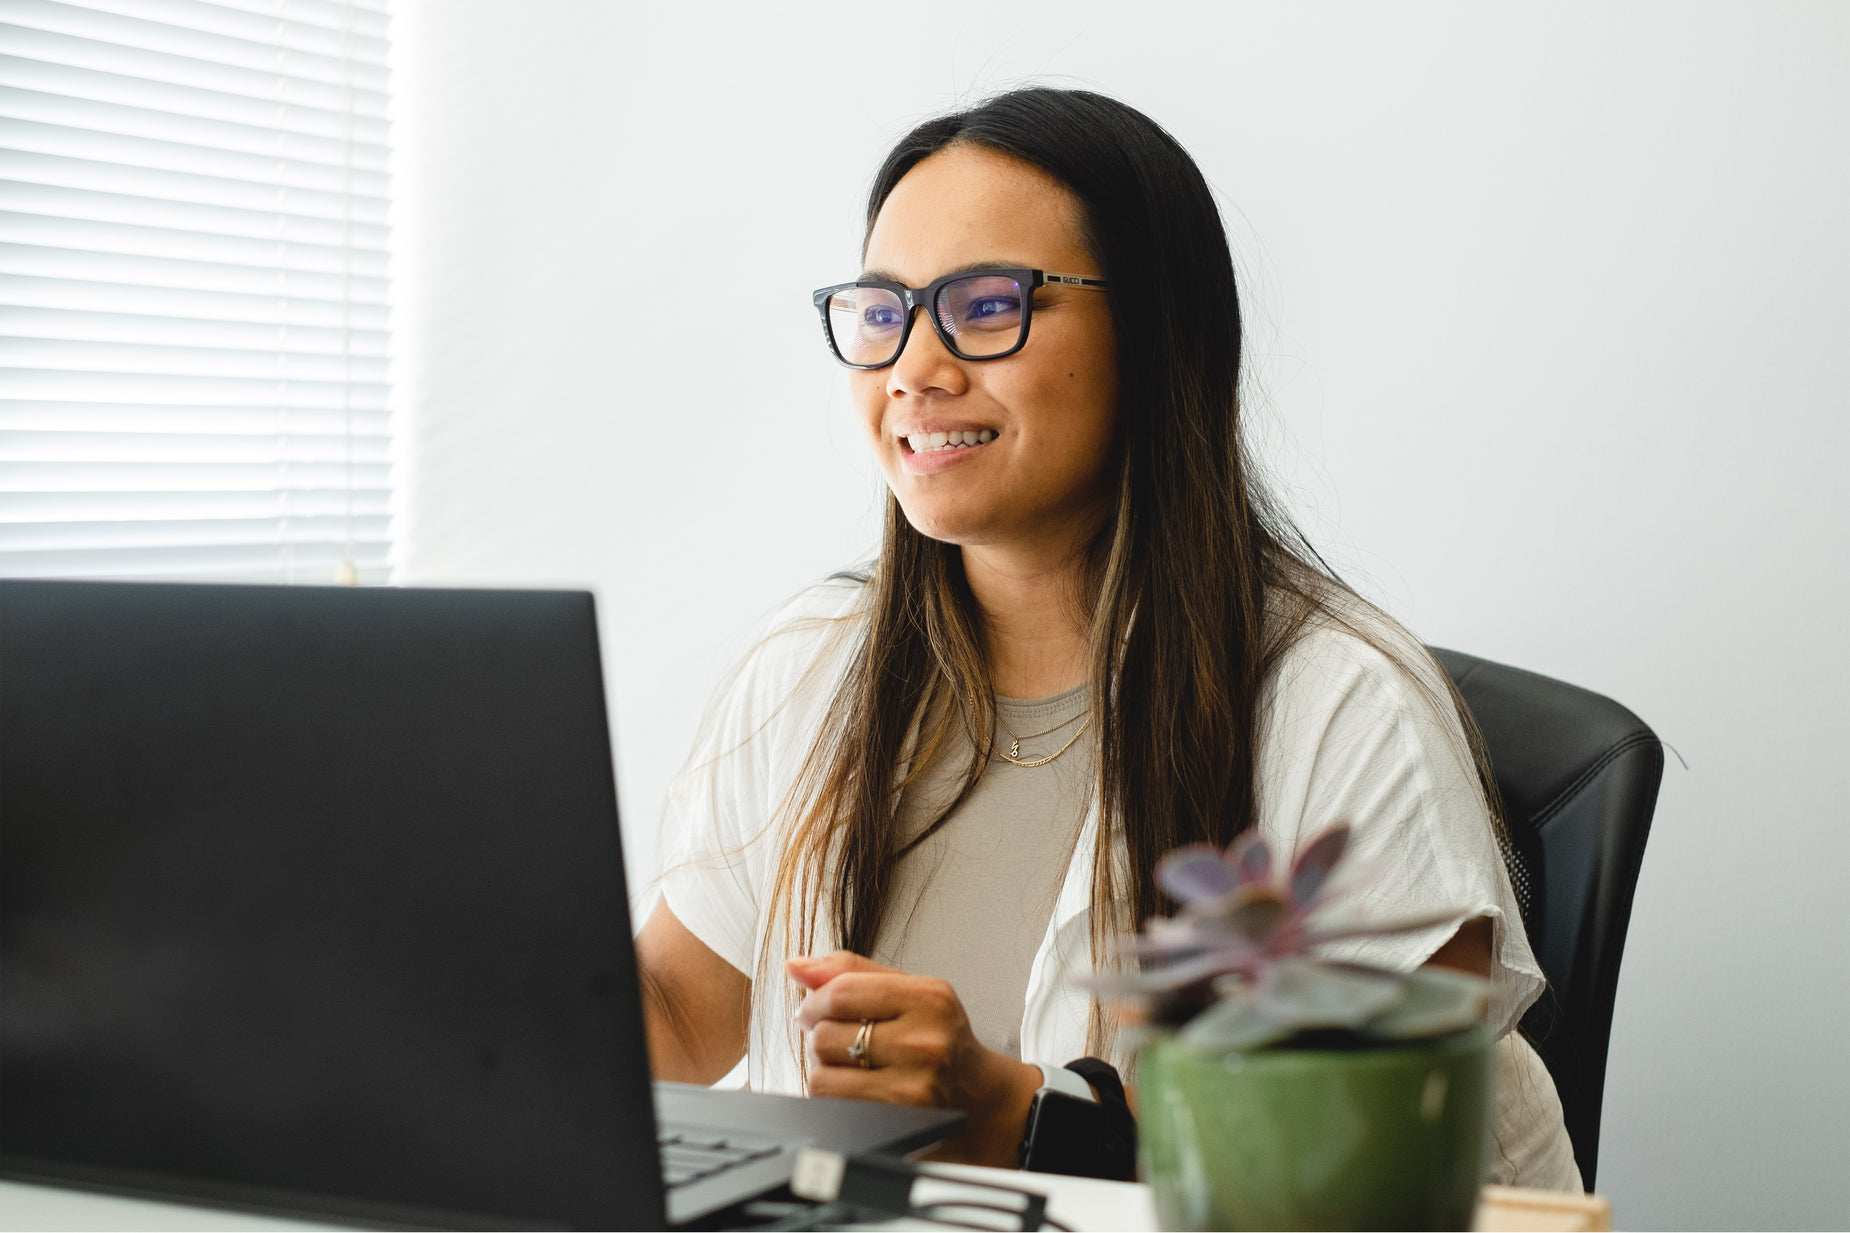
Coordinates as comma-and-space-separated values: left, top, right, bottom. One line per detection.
1097, 822, 1491, 1051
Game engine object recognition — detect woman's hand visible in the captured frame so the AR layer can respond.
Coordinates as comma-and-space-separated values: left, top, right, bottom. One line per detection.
788, 951, 1043, 1168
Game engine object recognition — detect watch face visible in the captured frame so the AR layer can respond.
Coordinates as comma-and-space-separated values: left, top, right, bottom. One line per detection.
1020, 1088, 1112, 1175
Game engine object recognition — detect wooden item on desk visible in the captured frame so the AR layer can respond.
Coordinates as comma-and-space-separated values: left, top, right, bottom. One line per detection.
1476, 1184, 1613, 1232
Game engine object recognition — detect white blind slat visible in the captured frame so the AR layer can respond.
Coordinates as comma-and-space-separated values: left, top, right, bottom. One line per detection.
0, 210, 389, 277
1, 117, 389, 195
0, 53, 391, 143
0, 305, 388, 355
0, 273, 389, 329
2, 0, 392, 584
0, 459, 391, 489
53, 0, 391, 54
0, 540, 390, 581
0, 86, 390, 171
0, 487, 390, 520
3, 514, 390, 550
5, 3, 391, 81
1, 334, 390, 381
0, 403, 391, 438
1, 21, 389, 113
0, 427, 390, 464
0, 371, 389, 412
0, 240, 389, 301
1, 179, 389, 250
2, 148, 387, 222
197, 0, 390, 39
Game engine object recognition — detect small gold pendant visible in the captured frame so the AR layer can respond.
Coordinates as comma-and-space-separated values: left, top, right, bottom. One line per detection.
1008, 739, 1021, 759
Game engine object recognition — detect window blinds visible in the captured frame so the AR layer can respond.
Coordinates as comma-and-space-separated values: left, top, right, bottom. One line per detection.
0, 0, 392, 583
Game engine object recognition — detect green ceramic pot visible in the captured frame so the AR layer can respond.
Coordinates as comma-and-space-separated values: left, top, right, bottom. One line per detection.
1138, 1024, 1493, 1231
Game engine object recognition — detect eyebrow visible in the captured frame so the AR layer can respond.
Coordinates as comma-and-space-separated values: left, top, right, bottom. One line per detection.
857, 260, 1029, 284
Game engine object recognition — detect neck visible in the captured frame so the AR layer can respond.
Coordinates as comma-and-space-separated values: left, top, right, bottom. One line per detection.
961, 536, 1097, 700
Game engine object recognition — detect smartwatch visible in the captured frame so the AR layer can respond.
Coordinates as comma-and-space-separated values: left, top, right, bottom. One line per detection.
1018, 1062, 1107, 1175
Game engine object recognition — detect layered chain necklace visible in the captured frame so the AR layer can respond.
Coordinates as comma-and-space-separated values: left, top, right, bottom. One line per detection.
996, 711, 1091, 769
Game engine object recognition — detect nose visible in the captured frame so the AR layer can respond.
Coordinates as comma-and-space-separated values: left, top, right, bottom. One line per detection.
885, 304, 969, 400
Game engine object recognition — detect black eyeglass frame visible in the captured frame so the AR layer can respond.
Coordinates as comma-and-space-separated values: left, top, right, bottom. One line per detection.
811, 267, 1110, 370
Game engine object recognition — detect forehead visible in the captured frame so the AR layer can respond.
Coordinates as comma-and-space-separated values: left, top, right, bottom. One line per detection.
863, 144, 1090, 282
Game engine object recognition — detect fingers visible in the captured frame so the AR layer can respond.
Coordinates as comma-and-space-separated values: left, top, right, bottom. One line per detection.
804, 1008, 957, 1076
795, 970, 945, 1030
807, 1058, 936, 1107
785, 950, 897, 991
806, 1017, 871, 1069
789, 957, 973, 1116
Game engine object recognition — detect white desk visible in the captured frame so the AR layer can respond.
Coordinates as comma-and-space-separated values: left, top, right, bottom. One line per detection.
0, 1169, 1609, 1232
0, 1178, 324, 1231
0, 1170, 1140, 1232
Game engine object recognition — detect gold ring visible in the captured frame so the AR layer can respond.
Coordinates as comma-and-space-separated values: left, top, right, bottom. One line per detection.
846, 1019, 874, 1070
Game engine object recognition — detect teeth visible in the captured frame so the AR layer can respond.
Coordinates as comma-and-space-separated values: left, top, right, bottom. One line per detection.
905, 429, 998, 454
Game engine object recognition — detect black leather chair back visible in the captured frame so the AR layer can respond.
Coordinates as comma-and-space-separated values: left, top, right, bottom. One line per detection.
1429, 648, 1663, 1191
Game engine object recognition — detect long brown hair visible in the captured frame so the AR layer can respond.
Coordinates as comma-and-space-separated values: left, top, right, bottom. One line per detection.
760, 88, 1502, 1062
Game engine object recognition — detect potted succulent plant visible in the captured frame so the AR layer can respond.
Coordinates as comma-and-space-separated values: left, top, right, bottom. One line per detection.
1100, 823, 1495, 1231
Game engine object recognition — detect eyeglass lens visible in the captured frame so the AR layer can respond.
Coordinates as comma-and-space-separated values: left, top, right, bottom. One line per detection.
826, 275, 1025, 365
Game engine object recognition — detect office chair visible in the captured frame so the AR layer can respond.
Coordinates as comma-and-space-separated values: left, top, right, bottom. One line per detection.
1428, 648, 1663, 1192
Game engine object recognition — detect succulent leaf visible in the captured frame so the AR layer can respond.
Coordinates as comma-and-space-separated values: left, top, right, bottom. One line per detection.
1157, 844, 1239, 905
1228, 832, 1272, 885
1093, 821, 1483, 1048
1098, 948, 1259, 999
1360, 966, 1490, 1040
1288, 822, 1351, 905
1177, 986, 1295, 1052
1255, 958, 1403, 1030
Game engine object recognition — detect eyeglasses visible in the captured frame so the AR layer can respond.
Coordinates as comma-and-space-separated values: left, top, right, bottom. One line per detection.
811, 267, 1109, 369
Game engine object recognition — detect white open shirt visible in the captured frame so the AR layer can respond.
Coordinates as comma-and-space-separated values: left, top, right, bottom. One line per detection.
660, 581, 1582, 1190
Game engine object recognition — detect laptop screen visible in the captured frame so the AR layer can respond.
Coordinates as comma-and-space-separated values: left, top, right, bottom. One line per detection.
0, 581, 664, 1229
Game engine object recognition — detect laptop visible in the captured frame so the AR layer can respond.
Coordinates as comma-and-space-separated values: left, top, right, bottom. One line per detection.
0, 579, 962, 1229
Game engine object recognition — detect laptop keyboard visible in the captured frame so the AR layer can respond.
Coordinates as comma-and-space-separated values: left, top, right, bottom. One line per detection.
658, 1126, 786, 1191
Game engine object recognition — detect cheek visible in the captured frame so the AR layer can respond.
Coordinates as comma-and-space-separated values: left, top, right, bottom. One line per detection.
1040, 348, 1119, 490
847, 375, 888, 444
1032, 340, 1118, 443
847, 373, 884, 427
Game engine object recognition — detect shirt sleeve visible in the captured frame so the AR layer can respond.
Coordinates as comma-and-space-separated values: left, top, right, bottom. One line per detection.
657, 681, 769, 976
1254, 617, 1545, 1039
657, 582, 862, 978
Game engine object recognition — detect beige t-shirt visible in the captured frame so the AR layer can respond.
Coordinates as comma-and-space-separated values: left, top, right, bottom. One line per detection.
873, 686, 1093, 1058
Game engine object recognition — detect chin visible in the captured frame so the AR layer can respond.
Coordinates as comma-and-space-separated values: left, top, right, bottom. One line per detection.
895, 500, 988, 546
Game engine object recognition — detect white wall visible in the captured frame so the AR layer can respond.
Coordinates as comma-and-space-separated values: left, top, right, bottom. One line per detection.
392, 3, 1850, 1226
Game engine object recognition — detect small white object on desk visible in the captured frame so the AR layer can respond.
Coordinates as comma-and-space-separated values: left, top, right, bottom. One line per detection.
886, 1162, 1154, 1230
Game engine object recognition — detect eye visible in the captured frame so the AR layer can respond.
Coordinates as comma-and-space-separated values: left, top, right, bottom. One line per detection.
966, 295, 1020, 321
863, 304, 903, 331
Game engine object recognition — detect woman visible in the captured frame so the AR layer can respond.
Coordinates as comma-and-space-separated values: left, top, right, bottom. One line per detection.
639, 87, 1580, 1190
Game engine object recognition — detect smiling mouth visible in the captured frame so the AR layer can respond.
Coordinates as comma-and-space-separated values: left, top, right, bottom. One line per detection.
903, 429, 997, 454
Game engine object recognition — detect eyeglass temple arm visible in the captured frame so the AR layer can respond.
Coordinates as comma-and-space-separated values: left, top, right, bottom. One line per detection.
1041, 273, 1110, 289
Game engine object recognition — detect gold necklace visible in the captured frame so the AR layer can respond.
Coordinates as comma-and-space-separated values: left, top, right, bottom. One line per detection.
997, 715, 1091, 769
